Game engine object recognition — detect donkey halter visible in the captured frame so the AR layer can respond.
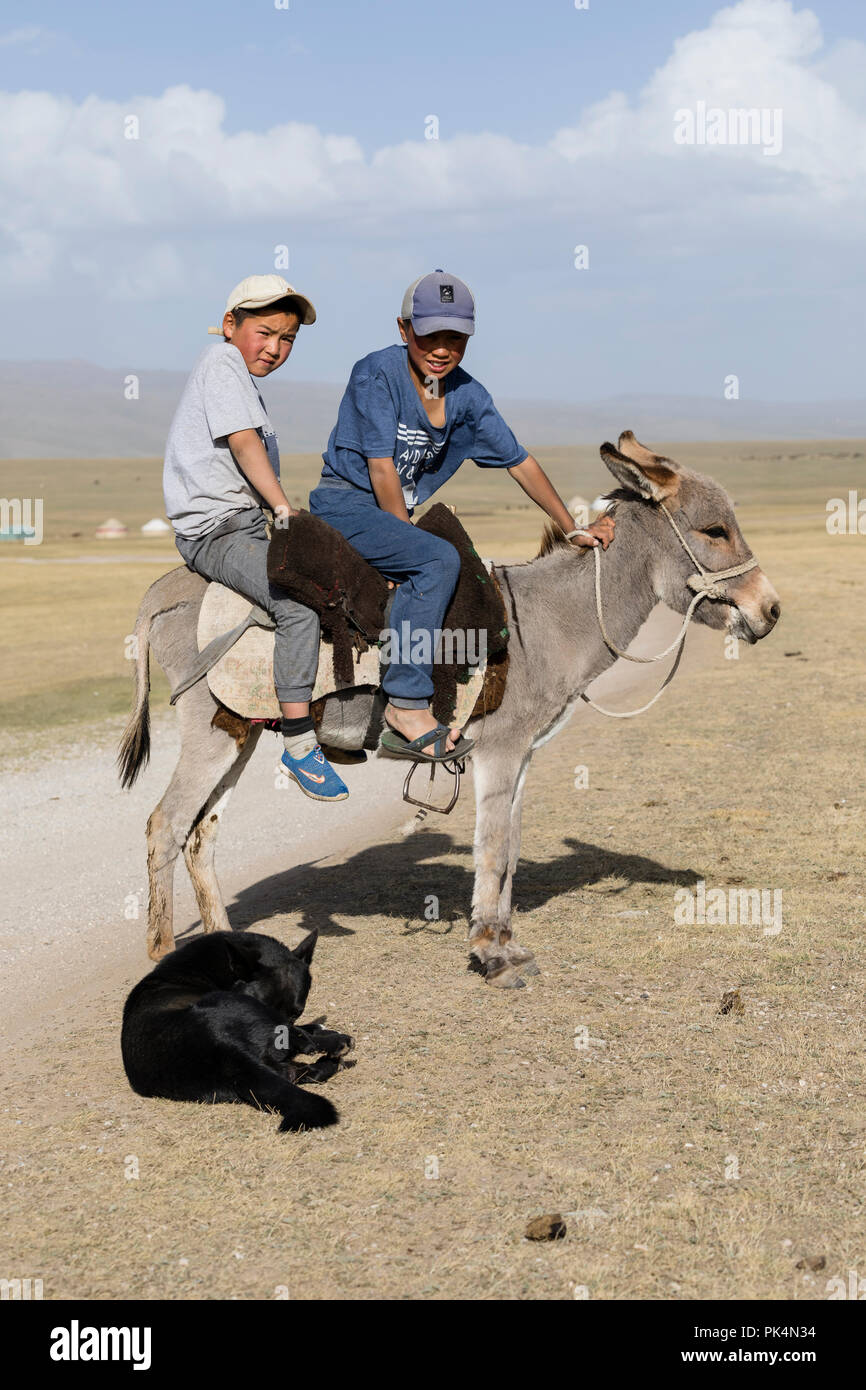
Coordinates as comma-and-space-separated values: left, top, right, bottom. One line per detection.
567, 501, 758, 719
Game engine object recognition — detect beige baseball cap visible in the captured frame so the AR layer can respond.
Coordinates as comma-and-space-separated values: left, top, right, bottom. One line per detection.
207, 274, 317, 333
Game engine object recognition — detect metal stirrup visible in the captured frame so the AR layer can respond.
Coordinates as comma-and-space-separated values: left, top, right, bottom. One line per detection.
402, 757, 465, 814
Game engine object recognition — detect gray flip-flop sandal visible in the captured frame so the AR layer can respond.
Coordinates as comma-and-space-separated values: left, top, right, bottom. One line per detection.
379, 722, 475, 764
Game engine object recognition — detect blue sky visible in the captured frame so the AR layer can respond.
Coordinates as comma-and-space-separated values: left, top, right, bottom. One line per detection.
1, 0, 864, 402
2, 0, 861, 142
2, 1, 751, 144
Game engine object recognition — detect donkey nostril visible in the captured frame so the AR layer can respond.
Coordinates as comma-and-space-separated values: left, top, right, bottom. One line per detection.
768, 602, 781, 622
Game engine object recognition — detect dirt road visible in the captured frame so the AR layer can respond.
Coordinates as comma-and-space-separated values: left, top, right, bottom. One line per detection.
0, 607, 688, 1046
0, 717, 412, 1045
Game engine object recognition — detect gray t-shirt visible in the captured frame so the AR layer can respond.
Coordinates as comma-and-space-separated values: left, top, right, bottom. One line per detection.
163, 342, 281, 540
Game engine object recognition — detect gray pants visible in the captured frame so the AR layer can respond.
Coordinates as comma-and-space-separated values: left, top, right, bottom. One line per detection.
176, 508, 320, 703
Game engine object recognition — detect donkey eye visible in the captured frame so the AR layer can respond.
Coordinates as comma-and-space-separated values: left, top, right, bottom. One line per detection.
701, 525, 728, 540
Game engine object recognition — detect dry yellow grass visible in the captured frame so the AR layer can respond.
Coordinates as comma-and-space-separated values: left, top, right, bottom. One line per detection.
2, 441, 865, 1299
0, 440, 861, 736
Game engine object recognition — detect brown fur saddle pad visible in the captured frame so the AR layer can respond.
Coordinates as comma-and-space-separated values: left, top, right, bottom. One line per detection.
266, 502, 509, 726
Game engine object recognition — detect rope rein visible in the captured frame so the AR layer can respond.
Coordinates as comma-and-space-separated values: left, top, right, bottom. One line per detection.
565, 503, 758, 719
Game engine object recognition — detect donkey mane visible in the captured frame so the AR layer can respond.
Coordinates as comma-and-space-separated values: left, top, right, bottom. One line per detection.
535, 520, 571, 558
534, 492, 626, 559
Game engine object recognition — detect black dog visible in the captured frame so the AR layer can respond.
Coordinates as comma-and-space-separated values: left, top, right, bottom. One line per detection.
121, 930, 352, 1132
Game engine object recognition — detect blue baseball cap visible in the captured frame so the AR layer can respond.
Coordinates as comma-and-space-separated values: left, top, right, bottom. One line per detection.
400, 269, 475, 336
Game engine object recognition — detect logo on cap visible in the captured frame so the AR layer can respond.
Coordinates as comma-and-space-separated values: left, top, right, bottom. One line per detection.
439, 284, 454, 303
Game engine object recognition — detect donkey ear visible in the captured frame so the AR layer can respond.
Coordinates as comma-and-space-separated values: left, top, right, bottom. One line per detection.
292, 929, 318, 964
600, 431, 680, 502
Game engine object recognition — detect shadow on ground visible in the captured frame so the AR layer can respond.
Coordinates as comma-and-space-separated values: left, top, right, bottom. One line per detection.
177, 831, 703, 942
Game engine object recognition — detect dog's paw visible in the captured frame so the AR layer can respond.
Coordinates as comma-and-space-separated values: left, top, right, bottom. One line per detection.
279, 1092, 338, 1132
314, 1029, 354, 1057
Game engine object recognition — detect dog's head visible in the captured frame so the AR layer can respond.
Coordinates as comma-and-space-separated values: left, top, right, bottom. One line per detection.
224, 930, 319, 1021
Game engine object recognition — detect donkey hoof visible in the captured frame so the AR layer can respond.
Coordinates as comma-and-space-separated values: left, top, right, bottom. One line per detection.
500, 942, 537, 971
474, 955, 526, 989
487, 964, 527, 989
147, 939, 174, 961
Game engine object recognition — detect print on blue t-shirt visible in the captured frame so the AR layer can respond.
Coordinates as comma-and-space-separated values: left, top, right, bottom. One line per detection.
321, 344, 527, 510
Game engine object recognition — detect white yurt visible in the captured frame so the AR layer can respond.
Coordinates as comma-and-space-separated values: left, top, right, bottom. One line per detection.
141, 518, 171, 534
95, 518, 128, 539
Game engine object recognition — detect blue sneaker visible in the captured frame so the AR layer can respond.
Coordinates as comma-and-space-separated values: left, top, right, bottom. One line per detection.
280, 745, 349, 802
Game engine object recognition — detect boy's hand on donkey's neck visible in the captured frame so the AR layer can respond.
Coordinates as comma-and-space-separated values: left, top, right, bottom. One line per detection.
571, 514, 615, 550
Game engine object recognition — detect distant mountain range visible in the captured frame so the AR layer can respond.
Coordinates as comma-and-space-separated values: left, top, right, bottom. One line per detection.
1, 360, 863, 457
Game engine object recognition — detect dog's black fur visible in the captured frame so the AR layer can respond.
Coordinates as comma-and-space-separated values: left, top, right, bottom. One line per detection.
121, 930, 352, 1132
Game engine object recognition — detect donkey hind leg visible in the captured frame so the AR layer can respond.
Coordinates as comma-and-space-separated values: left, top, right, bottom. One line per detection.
183, 723, 263, 937
145, 683, 251, 960
469, 747, 536, 988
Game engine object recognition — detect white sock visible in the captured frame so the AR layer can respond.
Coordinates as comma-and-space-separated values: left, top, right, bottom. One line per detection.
284, 731, 318, 760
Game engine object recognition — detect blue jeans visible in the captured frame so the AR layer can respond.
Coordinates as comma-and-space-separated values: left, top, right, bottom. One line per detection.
309, 480, 460, 710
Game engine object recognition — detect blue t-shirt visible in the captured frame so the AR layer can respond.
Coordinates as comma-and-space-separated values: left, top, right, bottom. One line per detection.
320, 344, 528, 509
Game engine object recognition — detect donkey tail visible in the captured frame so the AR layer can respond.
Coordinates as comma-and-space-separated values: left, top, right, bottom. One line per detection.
117, 607, 153, 789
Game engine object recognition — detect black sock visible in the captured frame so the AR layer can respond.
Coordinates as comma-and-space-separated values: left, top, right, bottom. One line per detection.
281, 715, 318, 760
280, 716, 314, 737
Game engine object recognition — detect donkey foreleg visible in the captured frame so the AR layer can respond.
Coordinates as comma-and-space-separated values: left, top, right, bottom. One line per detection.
470, 747, 535, 988
495, 755, 538, 974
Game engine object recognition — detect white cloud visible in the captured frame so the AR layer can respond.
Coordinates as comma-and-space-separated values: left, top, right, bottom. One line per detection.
812, 37, 866, 114
0, 0, 864, 291
0, 26, 43, 47
0, 25, 58, 52
553, 0, 865, 194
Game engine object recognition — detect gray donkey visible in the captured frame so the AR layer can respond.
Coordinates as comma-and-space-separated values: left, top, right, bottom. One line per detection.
119, 432, 780, 985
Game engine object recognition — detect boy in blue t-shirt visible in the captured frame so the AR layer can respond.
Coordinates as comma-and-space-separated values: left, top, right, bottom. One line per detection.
309, 269, 614, 763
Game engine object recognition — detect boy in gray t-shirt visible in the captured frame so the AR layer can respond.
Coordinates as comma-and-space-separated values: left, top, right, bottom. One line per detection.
163, 274, 349, 802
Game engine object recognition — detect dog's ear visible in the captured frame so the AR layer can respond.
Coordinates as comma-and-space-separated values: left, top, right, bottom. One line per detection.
220, 935, 259, 983
292, 929, 318, 965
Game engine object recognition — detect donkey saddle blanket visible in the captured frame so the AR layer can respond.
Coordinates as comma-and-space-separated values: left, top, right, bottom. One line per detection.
197, 503, 509, 726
